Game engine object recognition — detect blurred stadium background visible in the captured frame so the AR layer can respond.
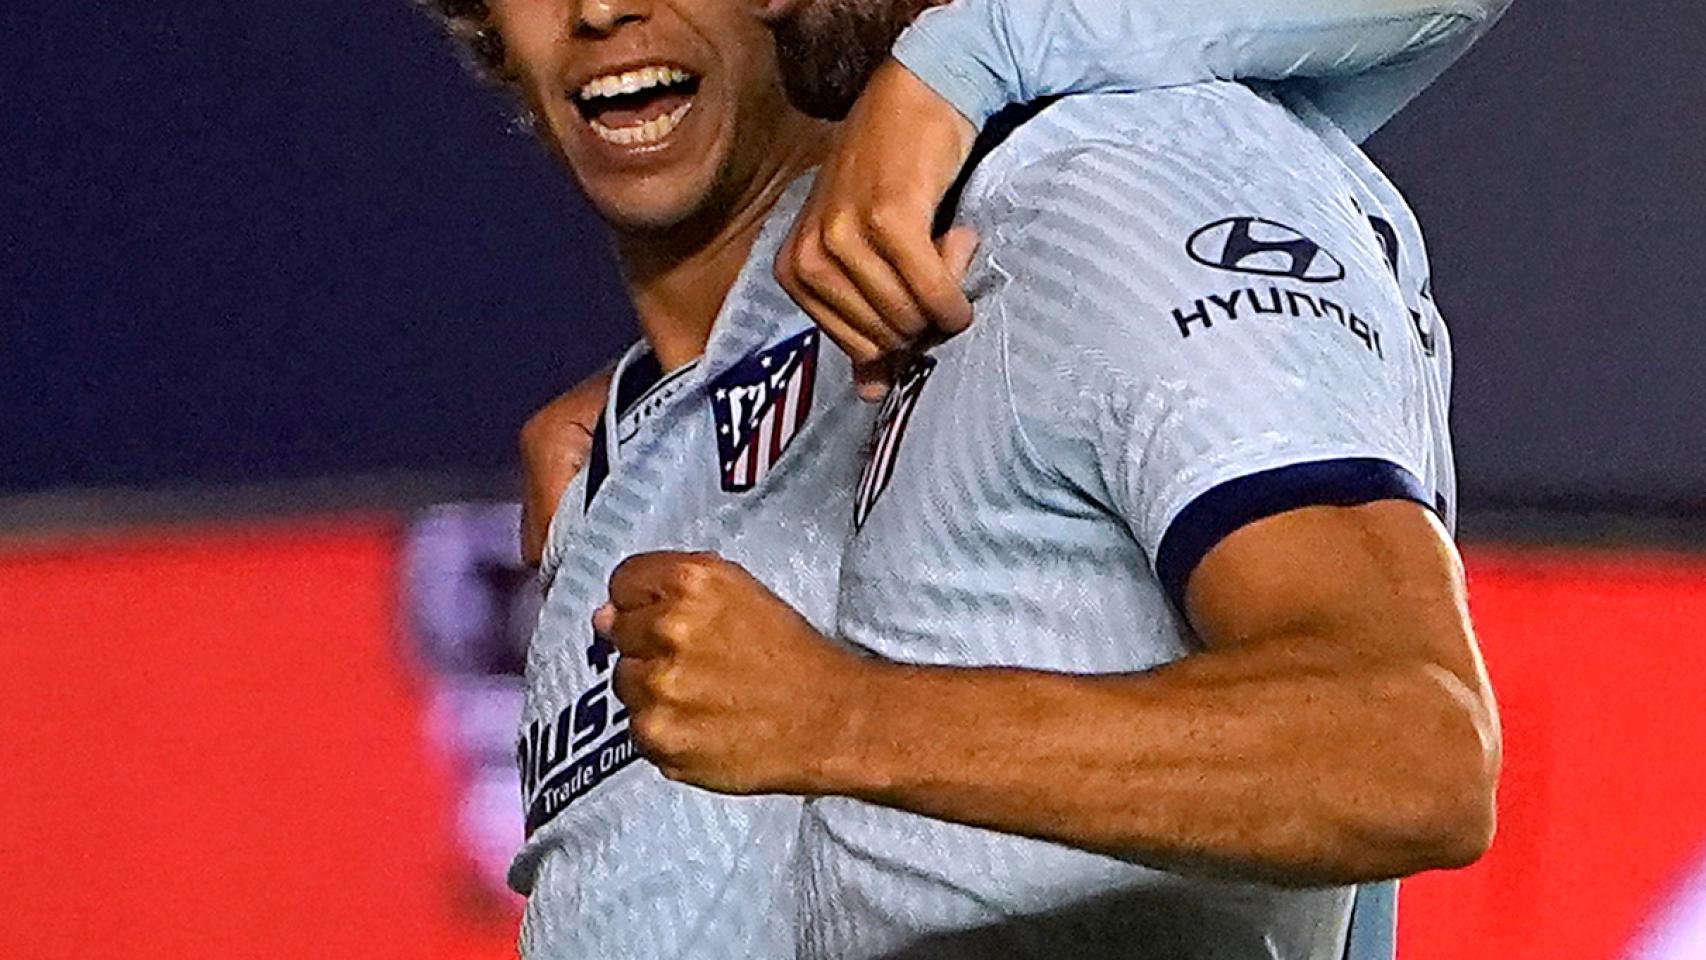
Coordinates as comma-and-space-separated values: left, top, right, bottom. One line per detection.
3, 3, 1702, 958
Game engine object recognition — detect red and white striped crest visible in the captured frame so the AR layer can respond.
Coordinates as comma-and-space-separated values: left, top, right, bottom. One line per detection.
853, 356, 937, 531
710, 330, 820, 493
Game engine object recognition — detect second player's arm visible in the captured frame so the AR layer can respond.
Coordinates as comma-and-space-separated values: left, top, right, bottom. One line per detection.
807, 500, 1498, 886
895, 0, 1515, 138
519, 364, 613, 568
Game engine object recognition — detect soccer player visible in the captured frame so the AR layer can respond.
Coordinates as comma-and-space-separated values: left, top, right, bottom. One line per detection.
588, 7, 1503, 960
427, 3, 845, 956
437, 0, 1506, 958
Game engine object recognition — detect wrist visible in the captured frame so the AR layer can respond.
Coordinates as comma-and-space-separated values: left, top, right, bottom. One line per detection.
861, 60, 977, 159
805, 653, 912, 799
890, 5, 1011, 132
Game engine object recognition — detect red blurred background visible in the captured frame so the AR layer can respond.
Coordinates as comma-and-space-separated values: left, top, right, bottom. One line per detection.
3, 518, 1703, 959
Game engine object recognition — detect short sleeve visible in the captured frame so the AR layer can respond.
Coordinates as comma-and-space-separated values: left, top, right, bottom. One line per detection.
984, 98, 1436, 606
890, 0, 1511, 138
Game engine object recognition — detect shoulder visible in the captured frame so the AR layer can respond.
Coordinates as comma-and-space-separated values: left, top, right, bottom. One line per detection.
960, 86, 1431, 497
963, 84, 1406, 363
970, 85, 1371, 259
970, 84, 1345, 206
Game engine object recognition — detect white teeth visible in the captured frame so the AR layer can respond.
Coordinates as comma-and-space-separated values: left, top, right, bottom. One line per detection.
589, 100, 694, 147
577, 65, 692, 102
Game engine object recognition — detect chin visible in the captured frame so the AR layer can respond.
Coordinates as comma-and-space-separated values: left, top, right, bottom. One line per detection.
585, 174, 723, 238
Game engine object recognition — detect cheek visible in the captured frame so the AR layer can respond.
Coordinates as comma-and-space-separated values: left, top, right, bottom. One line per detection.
712, 20, 791, 107
490, 0, 562, 74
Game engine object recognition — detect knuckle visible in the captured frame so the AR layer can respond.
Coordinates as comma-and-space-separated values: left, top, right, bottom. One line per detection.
670, 555, 716, 594
628, 710, 670, 754
653, 608, 698, 648
861, 202, 902, 235
611, 552, 645, 581
877, 317, 915, 345
612, 666, 645, 712
645, 662, 680, 704
649, 660, 704, 709
892, 305, 927, 335
861, 323, 905, 352
631, 709, 688, 759
789, 246, 831, 288
821, 211, 861, 254
847, 341, 884, 366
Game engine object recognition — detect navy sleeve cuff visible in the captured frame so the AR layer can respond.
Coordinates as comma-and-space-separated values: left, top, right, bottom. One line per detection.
1154, 458, 1434, 612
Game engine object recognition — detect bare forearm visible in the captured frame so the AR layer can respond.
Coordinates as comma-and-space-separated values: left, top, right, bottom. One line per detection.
818, 642, 1497, 886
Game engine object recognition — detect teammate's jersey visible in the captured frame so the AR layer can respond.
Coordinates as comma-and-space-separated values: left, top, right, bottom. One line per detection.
894, 0, 1511, 141
800, 82, 1454, 960
509, 181, 873, 959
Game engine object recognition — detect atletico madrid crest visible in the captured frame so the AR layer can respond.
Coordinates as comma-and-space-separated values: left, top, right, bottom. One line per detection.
853, 355, 937, 530
711, 330, 821, 493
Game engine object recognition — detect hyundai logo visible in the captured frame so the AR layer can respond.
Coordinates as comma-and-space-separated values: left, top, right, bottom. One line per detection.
1187, 217, 1346, 283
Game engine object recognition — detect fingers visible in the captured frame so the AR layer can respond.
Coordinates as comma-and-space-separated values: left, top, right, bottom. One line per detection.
853, 359, 900, 403
597, 595, 684, 661
774, 58, 978, 371
935, 226, 981, 317
607, 551, 717, 611
866, 214, 974, 335
781, 201, 973, 338
822, 214, 930, 342
781, 211, 978, 377
780, 229, 906, 367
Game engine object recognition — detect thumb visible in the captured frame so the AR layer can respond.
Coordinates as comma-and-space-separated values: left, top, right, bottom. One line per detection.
934, 226, 980, 333
936, 226, 980, 282
854, 357, 901, 403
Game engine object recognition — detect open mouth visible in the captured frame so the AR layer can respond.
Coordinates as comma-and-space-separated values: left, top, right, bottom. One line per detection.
571, 65, 702, 147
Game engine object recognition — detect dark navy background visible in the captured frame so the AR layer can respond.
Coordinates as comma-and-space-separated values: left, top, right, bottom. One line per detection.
4, 2, 1702, 507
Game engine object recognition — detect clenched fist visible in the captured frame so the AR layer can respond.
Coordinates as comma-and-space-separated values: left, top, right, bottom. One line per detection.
592, 551, 872, 796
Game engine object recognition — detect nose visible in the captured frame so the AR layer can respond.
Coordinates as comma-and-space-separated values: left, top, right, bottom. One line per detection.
572, 0, 650, 36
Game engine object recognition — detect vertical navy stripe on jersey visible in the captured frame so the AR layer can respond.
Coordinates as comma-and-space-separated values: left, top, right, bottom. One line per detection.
614, 350, 665, 419
933, 99, 1055, 238
582, 412, 612, 512
1155, 458, 1432, 610
585, 350, 674, 512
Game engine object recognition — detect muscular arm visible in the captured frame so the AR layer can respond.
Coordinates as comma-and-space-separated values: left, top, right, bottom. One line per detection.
812, 500, 1498, 884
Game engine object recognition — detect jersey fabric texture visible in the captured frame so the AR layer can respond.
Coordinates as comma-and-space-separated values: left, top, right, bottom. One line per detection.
893, 0, 1512, 140
511, 180, 876, 960
800, 82, 1454, 960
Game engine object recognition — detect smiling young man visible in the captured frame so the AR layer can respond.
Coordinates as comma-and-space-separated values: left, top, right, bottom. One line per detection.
428, 0, 1507, 956
426, 2, 849, 957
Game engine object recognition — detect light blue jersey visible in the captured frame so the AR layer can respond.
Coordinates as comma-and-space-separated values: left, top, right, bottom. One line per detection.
801, 83, 1453, 959
509, 0, 1491, 949
511, 182, 875, 959
894, 0, 1513, 140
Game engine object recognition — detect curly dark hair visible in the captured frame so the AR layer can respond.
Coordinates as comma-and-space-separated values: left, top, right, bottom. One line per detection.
417, 0, 513, 83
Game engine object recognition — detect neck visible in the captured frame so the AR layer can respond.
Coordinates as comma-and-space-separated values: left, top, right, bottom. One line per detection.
617, 130, 828, 371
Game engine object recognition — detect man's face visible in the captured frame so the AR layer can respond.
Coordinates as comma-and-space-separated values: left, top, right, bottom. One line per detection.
492, 0, 815, 236
755, 0, 938, 120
